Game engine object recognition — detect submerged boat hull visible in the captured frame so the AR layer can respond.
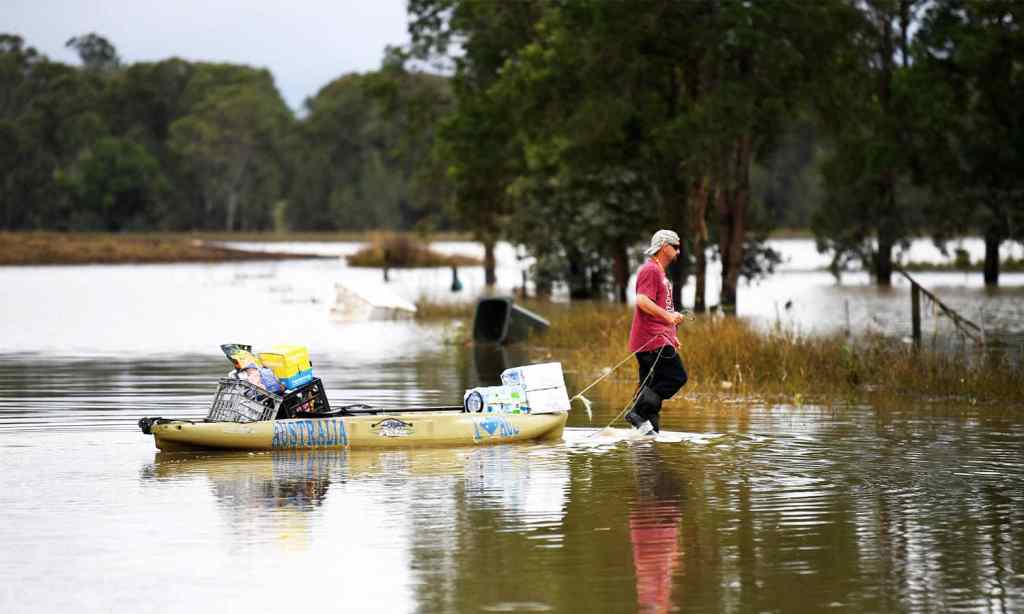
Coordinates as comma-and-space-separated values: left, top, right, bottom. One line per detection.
149, 411, 568, 452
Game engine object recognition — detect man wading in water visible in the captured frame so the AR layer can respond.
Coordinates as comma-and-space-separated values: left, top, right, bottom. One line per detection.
626, 229, 689, 435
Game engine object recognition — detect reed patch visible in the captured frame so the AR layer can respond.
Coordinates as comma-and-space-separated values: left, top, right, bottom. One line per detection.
513, 302, 1023, 409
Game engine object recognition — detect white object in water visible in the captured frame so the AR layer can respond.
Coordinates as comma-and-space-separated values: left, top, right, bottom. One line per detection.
330, 283, 417, 321
500, 362, 571, 414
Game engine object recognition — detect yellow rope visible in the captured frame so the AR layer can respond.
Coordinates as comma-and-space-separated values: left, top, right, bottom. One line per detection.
585, 345, 666, 437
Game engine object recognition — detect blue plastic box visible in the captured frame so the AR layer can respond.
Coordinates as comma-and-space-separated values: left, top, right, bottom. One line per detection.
280, 369, 314, 390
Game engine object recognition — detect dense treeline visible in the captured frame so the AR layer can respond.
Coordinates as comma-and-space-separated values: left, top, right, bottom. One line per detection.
0, 33, 448, 234
3, 1, 1023, 306
288, 56, 452, 231
403, 0, 1023, 305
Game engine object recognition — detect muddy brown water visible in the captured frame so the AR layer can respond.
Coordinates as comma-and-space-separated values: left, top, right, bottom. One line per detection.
1, 245, 1022, 612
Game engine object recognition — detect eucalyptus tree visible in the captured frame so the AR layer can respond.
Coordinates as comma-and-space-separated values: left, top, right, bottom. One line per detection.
812, 0, 929, 286
288, 67, 451, 231
0, 34, 44, 229
169, 65, 292, 231
408, 0, 544, 286
65, 33, 120, 74
57, 136, 168, 230
499, 1, 848, 309
406, 0, 851, 306
368, 52, 455, 231
490, 1, 667, 301
913, 0, 1024, 286
0, 34, 109, 229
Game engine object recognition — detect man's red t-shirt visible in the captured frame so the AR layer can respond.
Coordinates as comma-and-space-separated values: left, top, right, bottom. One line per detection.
628, 259, 678, 353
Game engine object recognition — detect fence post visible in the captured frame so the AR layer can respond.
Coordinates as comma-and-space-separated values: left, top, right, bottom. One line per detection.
911, 282, 921, 348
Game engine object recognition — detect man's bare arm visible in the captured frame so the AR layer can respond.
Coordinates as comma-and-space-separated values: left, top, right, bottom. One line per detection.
637, 294, 683, 325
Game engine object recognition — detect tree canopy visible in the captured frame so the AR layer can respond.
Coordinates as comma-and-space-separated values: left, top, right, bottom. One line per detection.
2, 1, 1022, 294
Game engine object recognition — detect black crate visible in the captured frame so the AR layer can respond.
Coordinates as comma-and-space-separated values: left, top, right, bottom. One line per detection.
278, 377, 332, 419
206, 377, 331, 423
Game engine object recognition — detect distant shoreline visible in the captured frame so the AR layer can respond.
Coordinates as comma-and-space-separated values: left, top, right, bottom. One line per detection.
0, 232, 340, 266
0, 231, 482, 266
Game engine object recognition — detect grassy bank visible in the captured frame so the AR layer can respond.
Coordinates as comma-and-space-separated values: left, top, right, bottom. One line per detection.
0, 230, 474, 265
0, 232, 338, 265
427, 300, 1021, 409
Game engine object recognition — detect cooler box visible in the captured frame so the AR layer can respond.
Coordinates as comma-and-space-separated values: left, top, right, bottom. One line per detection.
259, 345, 313, 390
500, 362, 570, 414
501, 362, 566, 389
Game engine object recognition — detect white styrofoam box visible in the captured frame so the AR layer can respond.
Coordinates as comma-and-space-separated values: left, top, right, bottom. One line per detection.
524, 386, 571, 414
500, 362, 566, 391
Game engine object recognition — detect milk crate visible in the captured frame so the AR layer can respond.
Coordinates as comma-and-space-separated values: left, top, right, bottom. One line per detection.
207, 377, 332, 423
207, 378, 283, 423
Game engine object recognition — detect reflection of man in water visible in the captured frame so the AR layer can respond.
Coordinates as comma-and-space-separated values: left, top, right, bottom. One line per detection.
627, 229, 689, 434
629, 446, 684, 614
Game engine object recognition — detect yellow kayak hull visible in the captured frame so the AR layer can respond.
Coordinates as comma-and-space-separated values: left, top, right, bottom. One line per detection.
149, 411, 568, 452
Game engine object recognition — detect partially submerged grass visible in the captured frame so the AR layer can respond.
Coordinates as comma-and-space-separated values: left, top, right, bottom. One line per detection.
0, 232, 326, 265
413, 299, 475, 321
0, 230, 475, 265
346, 232, 481, 268
513, 301, 1023, 410
901, 258, 1024, 273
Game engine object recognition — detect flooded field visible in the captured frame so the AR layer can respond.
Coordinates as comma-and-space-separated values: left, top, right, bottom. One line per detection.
1, 239, 1022, 612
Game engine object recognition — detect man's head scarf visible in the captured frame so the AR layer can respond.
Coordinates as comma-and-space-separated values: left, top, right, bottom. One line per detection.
643, 229, 681, 257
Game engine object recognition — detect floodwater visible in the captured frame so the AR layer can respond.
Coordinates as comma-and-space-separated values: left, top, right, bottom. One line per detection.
1, 240, 1022, 613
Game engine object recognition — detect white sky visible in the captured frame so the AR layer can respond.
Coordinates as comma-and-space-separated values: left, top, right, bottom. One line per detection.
2, 0, 411, 111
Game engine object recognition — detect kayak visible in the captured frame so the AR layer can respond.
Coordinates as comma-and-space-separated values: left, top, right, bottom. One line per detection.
141, 410, 568, 452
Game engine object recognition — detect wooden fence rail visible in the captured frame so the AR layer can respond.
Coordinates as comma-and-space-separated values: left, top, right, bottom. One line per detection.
896, 268, 984, 347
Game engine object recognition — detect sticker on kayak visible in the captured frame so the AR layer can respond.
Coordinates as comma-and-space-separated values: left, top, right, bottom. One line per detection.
373, 418, 414, 438
272, 419, 348, 449
473, 416, 520, 442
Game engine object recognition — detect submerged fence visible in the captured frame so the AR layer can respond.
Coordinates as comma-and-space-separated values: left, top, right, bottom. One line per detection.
896, 268, 984, 348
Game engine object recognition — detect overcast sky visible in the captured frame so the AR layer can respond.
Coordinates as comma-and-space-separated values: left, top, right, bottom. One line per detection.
3, 0, 411, 111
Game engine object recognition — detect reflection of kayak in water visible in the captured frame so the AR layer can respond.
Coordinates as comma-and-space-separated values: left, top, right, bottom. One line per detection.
139, 411, 568, 452
144, 447, 473, 481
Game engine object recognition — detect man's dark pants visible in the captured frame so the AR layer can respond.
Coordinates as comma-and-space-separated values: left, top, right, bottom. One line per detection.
634, 345, 688, 424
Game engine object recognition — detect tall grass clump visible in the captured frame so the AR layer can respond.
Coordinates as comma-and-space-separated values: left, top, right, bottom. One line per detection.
347, 232, 480, 268
520, 302, 1023, 408
413, 299, 475, 321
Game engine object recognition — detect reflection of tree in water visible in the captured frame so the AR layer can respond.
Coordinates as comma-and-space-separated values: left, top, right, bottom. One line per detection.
629, 445, 685, 614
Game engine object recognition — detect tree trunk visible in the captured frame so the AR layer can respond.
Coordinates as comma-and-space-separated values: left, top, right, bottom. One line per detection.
875, 236, 893, 286
690, 177, 711, 313
694, 237, 707, 313
669, 253, 685, 311
567, 250, 590, 299
719, 135, 751, 316
483, 239, 497, 287
225, 190, 238, 232
659, 177, 688, 311
612, 243, 629, 304
225, 151, 251, 232
983, 227, 1001, 287
875, 173, 896, 287
589, 268, 606, 300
